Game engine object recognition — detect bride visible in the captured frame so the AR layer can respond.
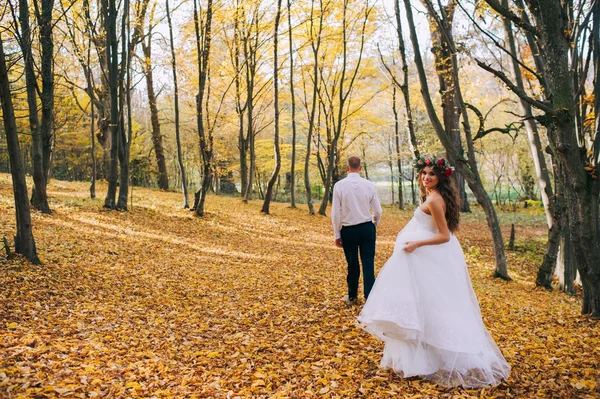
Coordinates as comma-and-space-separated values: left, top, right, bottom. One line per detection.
357, 156, 510, 388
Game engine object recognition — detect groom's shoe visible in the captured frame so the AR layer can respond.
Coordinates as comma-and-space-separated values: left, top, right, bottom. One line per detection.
343, 295, 357, 306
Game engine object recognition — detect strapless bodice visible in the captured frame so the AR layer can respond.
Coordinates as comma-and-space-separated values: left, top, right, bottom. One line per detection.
411, 206, 439, 234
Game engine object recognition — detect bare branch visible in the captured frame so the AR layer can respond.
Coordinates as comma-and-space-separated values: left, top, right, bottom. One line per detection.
476, 59, 555, 114
483, 0, 538, 35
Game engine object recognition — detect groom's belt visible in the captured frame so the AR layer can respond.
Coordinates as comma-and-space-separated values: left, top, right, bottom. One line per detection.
341, 220, 373, 228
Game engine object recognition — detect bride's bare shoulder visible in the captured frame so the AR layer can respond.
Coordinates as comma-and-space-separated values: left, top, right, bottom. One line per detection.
425, 194, 446, 212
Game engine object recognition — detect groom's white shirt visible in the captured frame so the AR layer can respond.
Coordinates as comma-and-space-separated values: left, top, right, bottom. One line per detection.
331, 172, 382, 239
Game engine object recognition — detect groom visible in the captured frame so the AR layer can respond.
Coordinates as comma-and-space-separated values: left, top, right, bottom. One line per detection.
331, 156, 382, 305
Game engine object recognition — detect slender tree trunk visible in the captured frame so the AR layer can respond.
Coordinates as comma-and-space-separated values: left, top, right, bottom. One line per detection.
411, 168, 417, 205
19, 0, 50, 213
104, 0, 120, 209
243, 96, 255, 203
242, 10, 259, 204
117, 0, 131, 210
304, 0, 323, 216
239, 118, 248, 196
0, 36, 40, 264
288, 0, 297, 208
393, 0, 419, 160
232, 3, 248, 198
193, 0, 214, 217
89, 36, 97, 199
166, 0, 189, 208
142, 10, 169, 191
392, 85, 404, 209
261, 0, 283, 214
40, 0, 55, 183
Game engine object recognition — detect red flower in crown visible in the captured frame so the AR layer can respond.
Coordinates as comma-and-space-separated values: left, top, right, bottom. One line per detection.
425, 159, 431, 166
438, 158, 445, 168
444, 167, 453, 177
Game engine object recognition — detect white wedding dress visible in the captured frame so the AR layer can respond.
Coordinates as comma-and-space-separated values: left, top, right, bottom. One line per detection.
357, 207, 510, 387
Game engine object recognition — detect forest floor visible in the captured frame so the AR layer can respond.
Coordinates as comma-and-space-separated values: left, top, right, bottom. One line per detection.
0, 173, 598, 398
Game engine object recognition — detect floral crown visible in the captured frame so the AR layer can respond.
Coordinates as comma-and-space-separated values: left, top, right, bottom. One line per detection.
413, 156, 454, 177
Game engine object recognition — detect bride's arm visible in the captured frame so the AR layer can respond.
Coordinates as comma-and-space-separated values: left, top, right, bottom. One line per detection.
403, 198, 450, 253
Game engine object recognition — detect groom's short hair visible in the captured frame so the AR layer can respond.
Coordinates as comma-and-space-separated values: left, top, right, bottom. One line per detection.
347, 156, 361, 170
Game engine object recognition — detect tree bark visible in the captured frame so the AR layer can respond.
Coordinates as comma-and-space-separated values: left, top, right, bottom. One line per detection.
19, 0, 51, 214
303, 0, 324, 216
0, 36, 41, 265
166, 0, 189, 208
393, 0, 419, 161
242, 8, 259, 204
536, 163, 564, 288
38, 0, 55, 183
141, 6, 169, 191
89, 36, 97, 199
287, 0, 297, 209
117, 0, 132, 210
193, 0, 214, 217
230, 1, 248, 198
392, 84, 404, 209
103, 0, 120, 209
261, 0, 283, 214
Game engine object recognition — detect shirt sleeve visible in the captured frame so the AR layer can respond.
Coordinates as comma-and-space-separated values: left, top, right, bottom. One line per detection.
331, 183, 342, 239
370, 183, 382, 226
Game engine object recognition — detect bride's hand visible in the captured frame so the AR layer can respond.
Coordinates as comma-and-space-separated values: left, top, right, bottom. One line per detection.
403, 241, 420, 253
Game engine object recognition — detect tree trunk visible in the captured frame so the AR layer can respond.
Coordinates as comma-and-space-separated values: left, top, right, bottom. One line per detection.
261, 0, 283, 214
242, 8, 260, 204
536, 160, 564, 288
193, 0, 214, 217
117, 0, 131, 210
39, 0, 55, 183
0, 36, 41, 264
556, 218, 577, 295
393, 0, 419, 162
103, 0, 120, 209
90, 88, 96, 199
166, 0, 189, 208
287, 0, 297, 209
19, 0, 51, 214
89, 35, 97, 199
303, 0, 323, 216
142, 12, 169, 191
232, 4, 248, 199
392, 84, 404, 209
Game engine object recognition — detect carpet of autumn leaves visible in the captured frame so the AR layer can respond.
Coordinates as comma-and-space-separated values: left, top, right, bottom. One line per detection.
0, 174, 599, 399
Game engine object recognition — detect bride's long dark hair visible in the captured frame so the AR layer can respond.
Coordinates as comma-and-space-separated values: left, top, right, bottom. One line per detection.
417, 163, 461, 233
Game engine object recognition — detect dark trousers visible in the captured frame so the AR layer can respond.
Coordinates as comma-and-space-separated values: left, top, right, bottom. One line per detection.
340, 221, 376, 300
